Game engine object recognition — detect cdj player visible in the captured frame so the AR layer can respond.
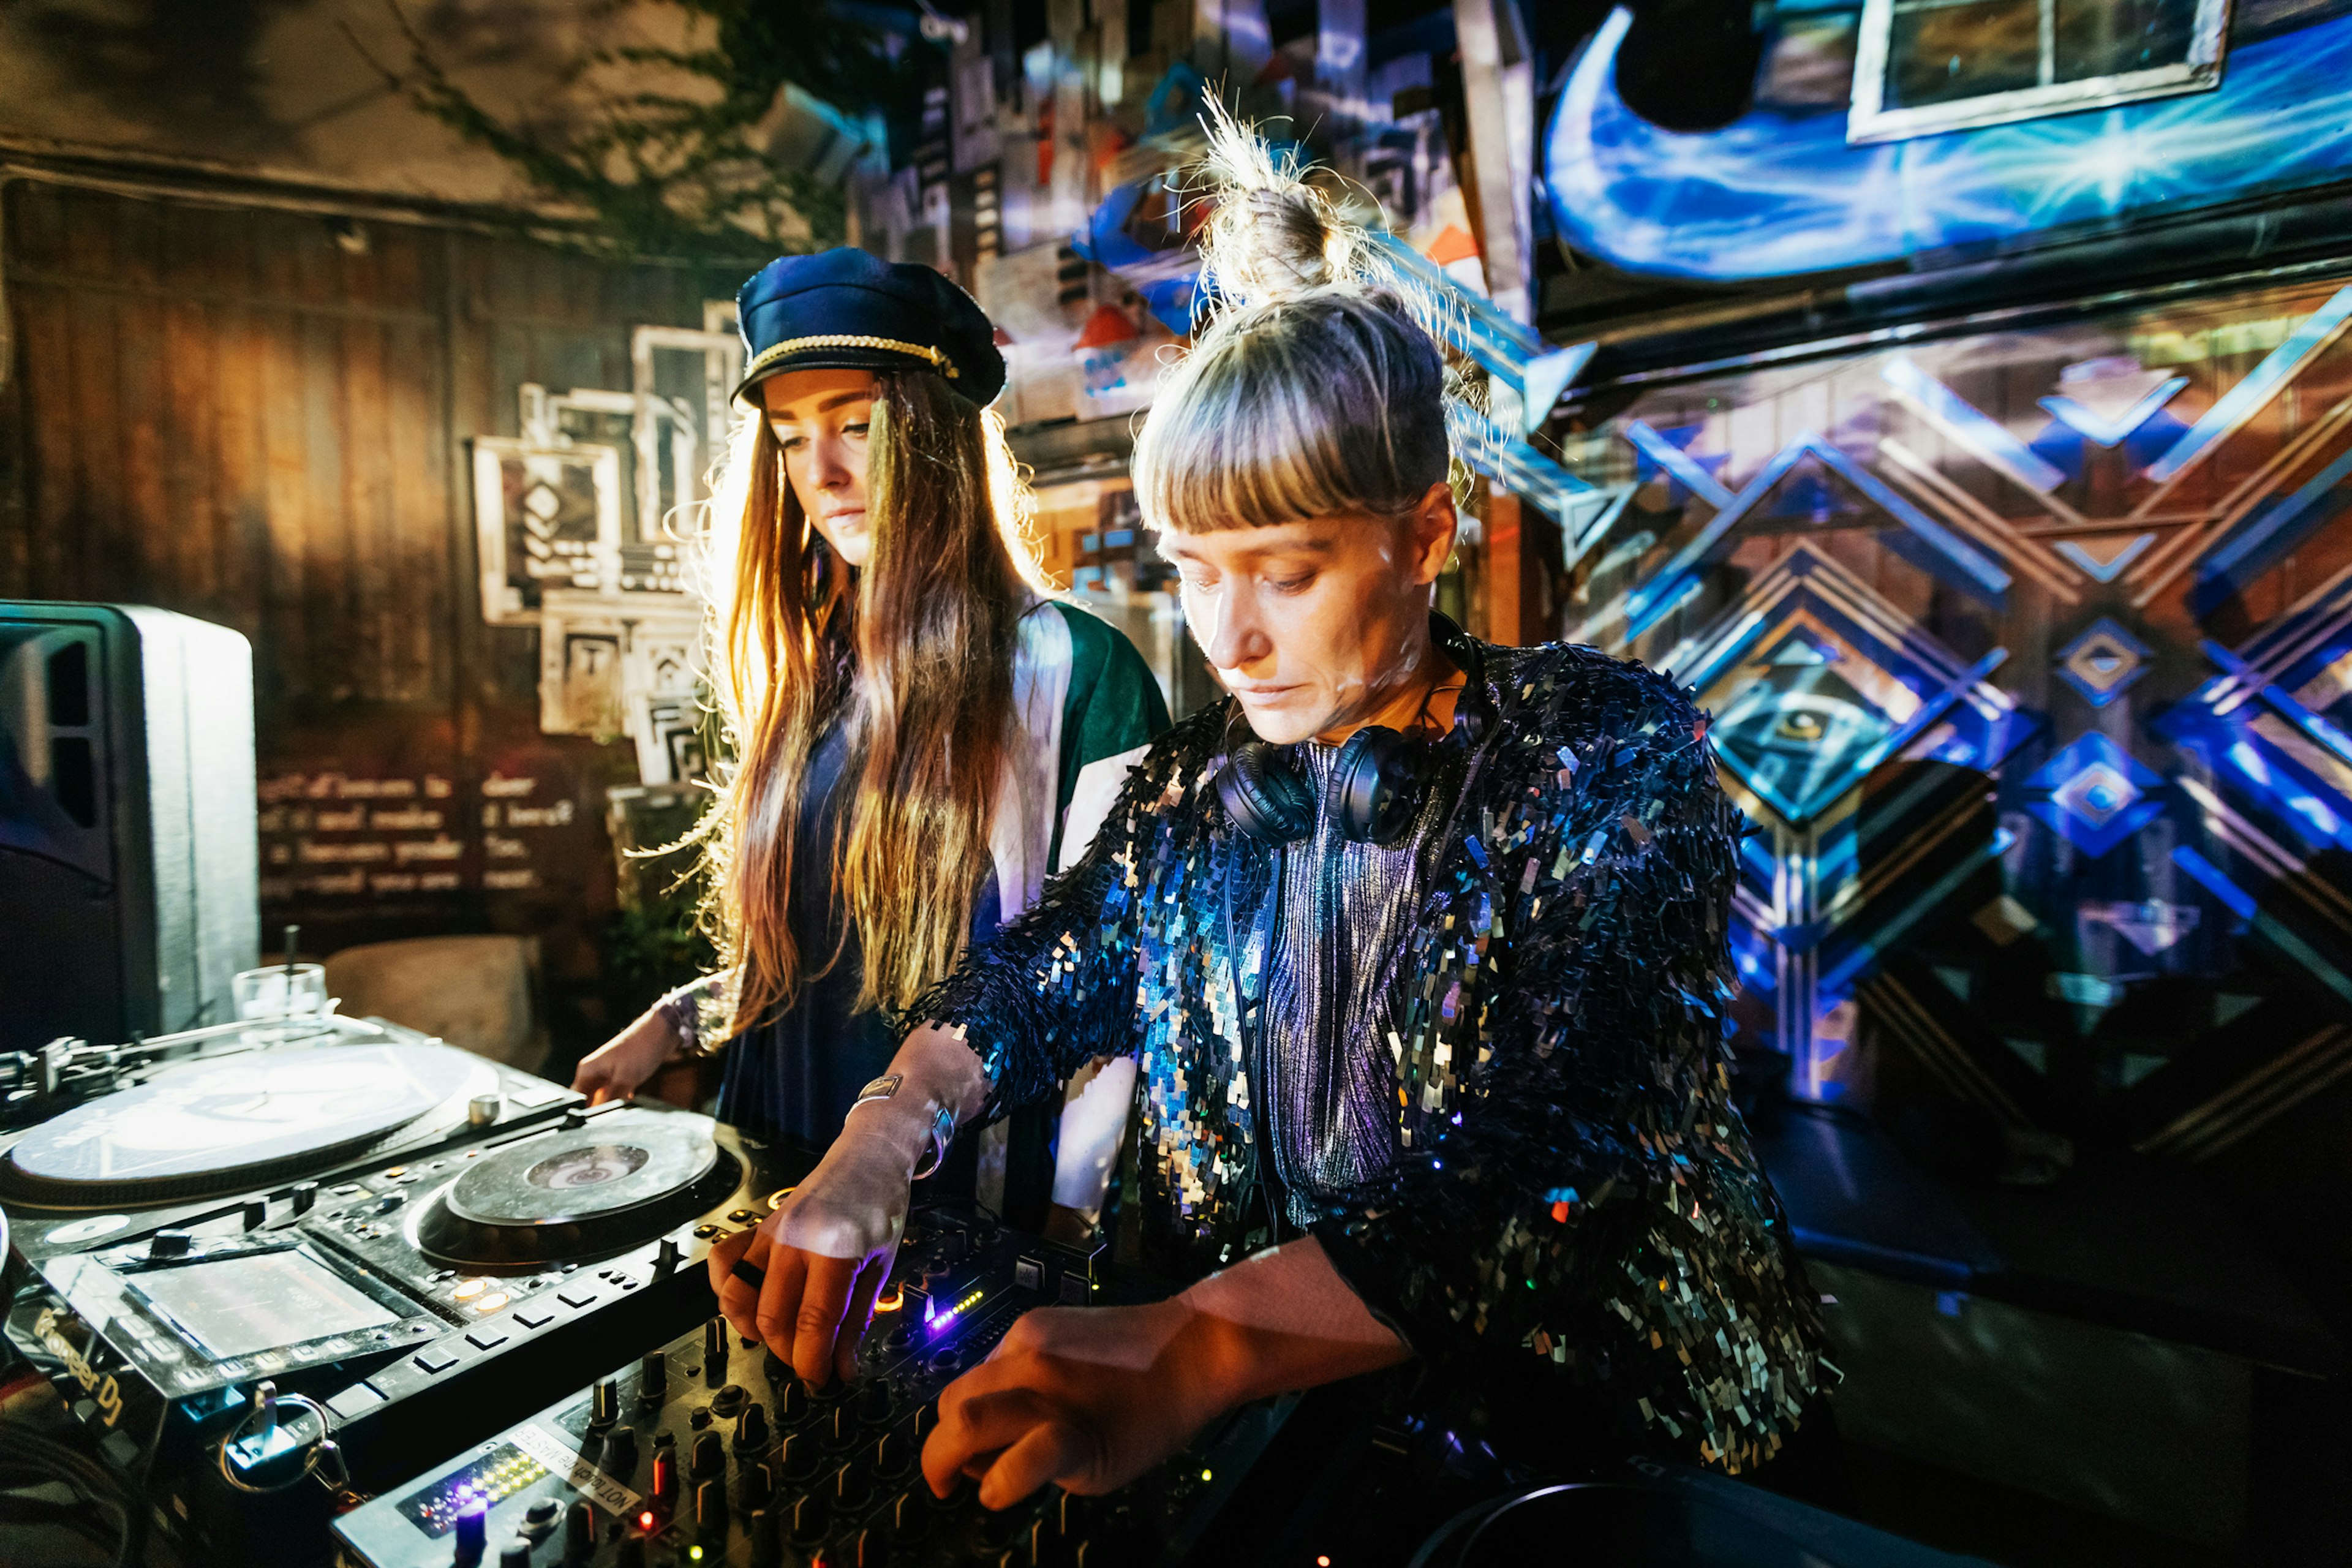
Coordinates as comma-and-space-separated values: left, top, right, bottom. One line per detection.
0, 1026, 809, 1566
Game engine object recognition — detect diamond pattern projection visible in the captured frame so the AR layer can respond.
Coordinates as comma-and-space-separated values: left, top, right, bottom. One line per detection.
1672, 546, 2024, 827
2024, 733, 2165, 856
2056, 617, 2152, 708
2154, 579, 2352, 854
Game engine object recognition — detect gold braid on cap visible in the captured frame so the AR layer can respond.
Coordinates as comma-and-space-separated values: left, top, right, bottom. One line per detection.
744, 334, 960, 380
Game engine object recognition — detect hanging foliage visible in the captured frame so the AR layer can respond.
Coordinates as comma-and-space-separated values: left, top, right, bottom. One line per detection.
356, 0, 907, 259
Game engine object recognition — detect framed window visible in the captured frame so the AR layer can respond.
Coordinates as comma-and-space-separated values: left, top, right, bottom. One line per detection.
1848, 0, 2230, 142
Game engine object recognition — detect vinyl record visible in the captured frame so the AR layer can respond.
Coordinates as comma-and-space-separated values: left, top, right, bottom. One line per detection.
415, 1110, 738, 1267
0, 1043, 494, 1209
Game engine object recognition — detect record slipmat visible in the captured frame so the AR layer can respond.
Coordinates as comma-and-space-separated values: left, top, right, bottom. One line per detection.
1, 1042, 496, 1208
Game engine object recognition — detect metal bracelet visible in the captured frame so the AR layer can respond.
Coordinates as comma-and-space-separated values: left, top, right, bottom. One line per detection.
909, 1102, 957, 1182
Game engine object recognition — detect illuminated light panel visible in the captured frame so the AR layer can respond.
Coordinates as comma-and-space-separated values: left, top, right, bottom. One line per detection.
472, 1292, 511, 1314
875, 1287, 903, 1314
766, 1187, 795, 1210
452, 1279, 488, 1301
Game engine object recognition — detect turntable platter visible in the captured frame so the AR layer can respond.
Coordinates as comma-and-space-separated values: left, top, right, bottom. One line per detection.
1, 1043, 495, 1208
417, 1111, 738, 1267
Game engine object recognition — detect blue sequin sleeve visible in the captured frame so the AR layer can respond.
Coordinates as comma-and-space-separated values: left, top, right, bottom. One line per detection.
914, 721, 1199, 1122
1313, 658, 1822, 1472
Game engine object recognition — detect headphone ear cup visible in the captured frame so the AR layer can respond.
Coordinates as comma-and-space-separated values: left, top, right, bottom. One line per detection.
1216, 743, 1317, 845
1329, 726, 1425, 846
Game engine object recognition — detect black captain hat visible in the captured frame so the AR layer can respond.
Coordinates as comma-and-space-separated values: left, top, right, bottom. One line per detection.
733, 247, 1006, 407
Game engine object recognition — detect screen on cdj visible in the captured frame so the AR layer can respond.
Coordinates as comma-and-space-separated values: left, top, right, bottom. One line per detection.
132, 1250, 401, 1359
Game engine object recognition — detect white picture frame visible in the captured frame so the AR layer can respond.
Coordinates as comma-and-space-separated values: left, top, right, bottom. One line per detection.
1847, 0, 2231, 143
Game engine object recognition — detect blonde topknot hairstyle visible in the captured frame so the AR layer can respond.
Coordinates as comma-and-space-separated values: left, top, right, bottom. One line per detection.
1130, 99, 1469, 538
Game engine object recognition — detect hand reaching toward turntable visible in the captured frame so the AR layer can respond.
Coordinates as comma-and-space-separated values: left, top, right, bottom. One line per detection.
571, 1008, 677, 1106
709, 1024, 990, 1387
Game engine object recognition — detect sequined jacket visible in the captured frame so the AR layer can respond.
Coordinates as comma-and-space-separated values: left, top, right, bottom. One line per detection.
918, 635, 1826, 1472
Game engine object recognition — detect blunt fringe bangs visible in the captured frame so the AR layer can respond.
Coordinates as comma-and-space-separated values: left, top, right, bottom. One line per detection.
1132, 290, 1449, 535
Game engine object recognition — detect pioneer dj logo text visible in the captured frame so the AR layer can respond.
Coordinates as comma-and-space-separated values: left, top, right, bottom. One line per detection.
32, 1308, 122, 1427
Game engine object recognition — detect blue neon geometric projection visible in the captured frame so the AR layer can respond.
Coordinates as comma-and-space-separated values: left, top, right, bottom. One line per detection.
1669, 546, 2020, 827
1558, 271, 2352, 1131
2054, 619, 2154, 710
2023, 733, 2168, 858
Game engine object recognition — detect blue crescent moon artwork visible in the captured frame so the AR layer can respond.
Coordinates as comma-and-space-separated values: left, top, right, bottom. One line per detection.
1544, 4, 2352, 281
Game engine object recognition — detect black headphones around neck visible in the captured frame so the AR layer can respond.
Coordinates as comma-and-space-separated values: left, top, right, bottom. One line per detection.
1216, 724, 1428, 846
1212, 616, 1491, 849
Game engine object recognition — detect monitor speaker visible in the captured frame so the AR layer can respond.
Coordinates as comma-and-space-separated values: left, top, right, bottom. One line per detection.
0, 602, 258, 1050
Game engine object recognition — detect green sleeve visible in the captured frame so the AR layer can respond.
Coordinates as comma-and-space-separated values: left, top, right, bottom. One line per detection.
1050, 600, 1171, 822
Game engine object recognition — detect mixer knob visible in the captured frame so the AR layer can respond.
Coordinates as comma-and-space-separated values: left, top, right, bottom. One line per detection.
748, 1505, 782, 1567
590, 1378, 619, 1430
695, 1476, 729, 1539
290, 1180, 318, 1215
523, 1498, 559, 1530
691, 1430, 727, 1479
704, 1316, 730, 1380
710, 1382, 748, 1419
737, 1401, 769, 1450
775, 1376, 807, 1422
790, 1491, 830, 1546
857, 1379, 894, 1423
497, 1540, 531, 1568
836, 1461, 873, 1510
858, 1525, 900, 1567
562, 1502, 595, 1564
650, 1436, 678, 1502
763, 1348, 790, 1384
601, 1426, 638, 1476
637, 1352, 668, 1406
737, 1458, 777, 1511
240, 1199, 268, 1232
452, 1501, 488, 1566
148, 1230, 192, 1260
874, 1431, 912, 1480
888, 1490, 930, 1539
779, 1432, 821, 1483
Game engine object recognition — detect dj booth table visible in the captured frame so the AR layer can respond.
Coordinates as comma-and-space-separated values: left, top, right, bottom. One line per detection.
0, 1018, 2002, 1568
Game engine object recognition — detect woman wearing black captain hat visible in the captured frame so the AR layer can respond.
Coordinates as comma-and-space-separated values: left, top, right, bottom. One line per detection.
573, 250, 1167, 1212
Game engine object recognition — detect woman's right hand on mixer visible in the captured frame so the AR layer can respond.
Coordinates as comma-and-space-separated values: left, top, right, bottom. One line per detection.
709, 1023, 991, 1387
570, 1008, 677, 1106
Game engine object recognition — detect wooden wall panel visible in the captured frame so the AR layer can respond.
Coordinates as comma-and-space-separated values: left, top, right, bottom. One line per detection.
0, 178, 742, 1067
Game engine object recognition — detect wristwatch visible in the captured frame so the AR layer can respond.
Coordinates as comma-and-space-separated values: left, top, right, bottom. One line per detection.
848, 1074, 958, 1179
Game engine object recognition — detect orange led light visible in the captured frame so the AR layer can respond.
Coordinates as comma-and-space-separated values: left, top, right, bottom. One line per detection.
875, 1287, 903, 1314
1317, 1557, 1332, 1566
472, 1292, 511, 1314
766, 1187, 795, 1211
452, 1279, 488, 1301
639, 1510, 656, 1531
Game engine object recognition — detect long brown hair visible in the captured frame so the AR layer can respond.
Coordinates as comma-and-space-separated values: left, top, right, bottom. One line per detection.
701, 369, 1042, 1032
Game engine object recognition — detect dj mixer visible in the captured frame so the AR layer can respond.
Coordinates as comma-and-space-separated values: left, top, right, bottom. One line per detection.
333, 1204, 1297, 1568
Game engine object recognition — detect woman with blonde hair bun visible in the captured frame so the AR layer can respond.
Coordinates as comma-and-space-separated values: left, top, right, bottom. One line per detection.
573, 249, 1167, 1210
710, 113, 1828, 1496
